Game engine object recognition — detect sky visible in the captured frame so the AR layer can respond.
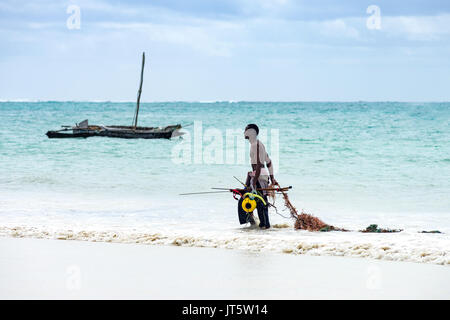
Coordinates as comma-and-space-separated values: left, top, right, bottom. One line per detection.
1, 0, 450, 101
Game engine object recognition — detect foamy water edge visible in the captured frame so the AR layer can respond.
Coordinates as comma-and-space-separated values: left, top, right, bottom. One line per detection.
1, 225, 448, 266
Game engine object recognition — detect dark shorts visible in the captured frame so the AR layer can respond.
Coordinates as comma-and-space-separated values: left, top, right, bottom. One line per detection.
237, 181, 270, 228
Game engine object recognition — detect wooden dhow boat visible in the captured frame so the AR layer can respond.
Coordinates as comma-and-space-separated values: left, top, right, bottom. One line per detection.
46, 52, 183, 139
46, 121, 182, 139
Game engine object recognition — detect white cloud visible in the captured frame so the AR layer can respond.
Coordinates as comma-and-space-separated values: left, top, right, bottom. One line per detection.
94, 21, 240, 57
2, 0, 450, 60
382, 14, 450, 41
317, 19, 360, 39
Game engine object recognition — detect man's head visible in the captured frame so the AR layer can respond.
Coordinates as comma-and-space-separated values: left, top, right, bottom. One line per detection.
244, 124, 259, 140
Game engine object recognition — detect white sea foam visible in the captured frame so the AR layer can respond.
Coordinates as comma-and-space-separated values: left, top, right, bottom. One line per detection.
1, 224, 448, 266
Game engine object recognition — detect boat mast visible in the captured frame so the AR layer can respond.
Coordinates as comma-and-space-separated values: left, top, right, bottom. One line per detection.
133, 52, 145, 129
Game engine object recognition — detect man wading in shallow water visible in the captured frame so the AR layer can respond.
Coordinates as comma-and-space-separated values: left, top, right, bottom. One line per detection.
244, 124, 278, 229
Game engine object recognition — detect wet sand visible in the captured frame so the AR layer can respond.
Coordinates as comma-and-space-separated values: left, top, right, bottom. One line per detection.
0, 237, 448, 299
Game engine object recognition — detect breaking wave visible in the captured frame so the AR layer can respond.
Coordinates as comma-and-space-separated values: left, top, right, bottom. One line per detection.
1, 225, 448, 266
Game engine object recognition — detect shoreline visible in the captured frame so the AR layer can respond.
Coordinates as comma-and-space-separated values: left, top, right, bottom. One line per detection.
1, 224, 449, 266
1, 237, 449, 299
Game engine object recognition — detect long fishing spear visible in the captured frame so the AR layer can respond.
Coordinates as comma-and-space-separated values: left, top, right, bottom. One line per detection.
179, 186, 292, 196
179, 190, 231, 196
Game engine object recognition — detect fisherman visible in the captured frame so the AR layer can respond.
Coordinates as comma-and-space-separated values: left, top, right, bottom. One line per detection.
244, 124, 278, 229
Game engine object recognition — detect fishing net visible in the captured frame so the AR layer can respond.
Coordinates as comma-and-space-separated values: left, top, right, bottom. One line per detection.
267, 184, 332, 231
294, 212, 331, 231
259, 183, 439, 233
274, 190, 405, 232
277, 189, 343, 231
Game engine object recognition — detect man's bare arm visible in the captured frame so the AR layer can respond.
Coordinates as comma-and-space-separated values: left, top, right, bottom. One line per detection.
252, 142, 262, 190
267, 161, 278, 186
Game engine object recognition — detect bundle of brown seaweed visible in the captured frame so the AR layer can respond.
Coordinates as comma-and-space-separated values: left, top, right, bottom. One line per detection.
277, 188, 347, 231
270, 185, 401, 233
294, 212, 330, 231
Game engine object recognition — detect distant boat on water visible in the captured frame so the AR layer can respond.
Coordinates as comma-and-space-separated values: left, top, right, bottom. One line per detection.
46, 52, 183, 139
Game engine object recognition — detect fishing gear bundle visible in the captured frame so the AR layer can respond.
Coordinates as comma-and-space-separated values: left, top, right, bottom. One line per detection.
179, 182, 407, 233
180, 182, 295, 227
179, 174, 339, 230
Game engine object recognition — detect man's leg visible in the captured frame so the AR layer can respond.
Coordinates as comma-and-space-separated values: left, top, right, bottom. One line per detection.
255, 181, 270, 229
257, 195, 270, 229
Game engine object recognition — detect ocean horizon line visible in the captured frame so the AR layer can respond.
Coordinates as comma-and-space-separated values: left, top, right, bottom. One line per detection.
1, 99, 449, 104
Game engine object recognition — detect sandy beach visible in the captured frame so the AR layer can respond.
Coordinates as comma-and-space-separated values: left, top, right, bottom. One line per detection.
1, 237, 448, 299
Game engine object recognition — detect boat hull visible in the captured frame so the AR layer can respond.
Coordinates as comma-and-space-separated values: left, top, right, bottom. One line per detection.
46, 124, 181, 139
46, 131, 94, 138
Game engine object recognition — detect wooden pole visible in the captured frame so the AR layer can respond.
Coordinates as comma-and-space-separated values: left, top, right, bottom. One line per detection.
133, 52, 145, 129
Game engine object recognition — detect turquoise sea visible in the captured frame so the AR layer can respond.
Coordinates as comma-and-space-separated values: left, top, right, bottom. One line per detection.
1, 101, 449, 264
